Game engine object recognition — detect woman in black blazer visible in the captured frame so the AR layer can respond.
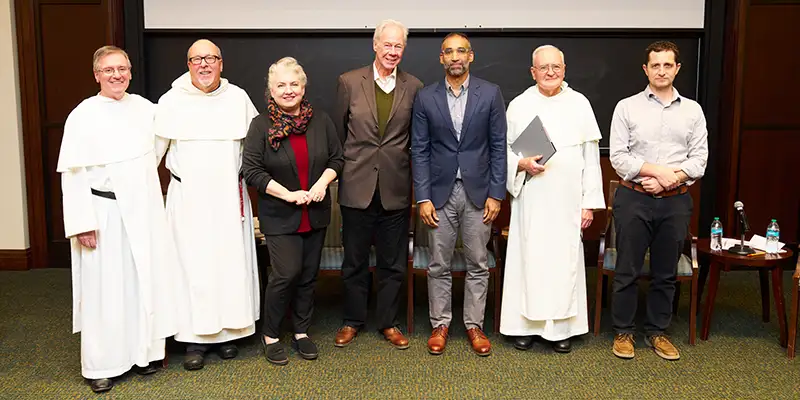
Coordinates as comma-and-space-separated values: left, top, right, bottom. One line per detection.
242, 57, 343, 366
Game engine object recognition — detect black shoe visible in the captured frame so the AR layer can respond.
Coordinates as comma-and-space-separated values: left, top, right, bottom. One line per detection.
514, 336, 534, 351
292, 336, 319, 360
89, 378, 113, 393
217, 343, 239, 359
261, 336, 288, 366
553, 339, 571, 353
183, 351, 205, 371
134, 362, 158, 375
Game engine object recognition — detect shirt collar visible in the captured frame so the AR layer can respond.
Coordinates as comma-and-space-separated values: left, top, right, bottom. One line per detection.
645, 85, 681, 104
446, 74, 470, 93
373, 63, 397, 82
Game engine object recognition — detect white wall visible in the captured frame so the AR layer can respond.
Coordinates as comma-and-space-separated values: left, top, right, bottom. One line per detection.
144, 0, 706, 30
0, 0, 29, 250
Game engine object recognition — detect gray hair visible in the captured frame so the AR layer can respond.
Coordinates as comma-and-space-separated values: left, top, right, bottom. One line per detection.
532, 45, 565, 66
373, 19, 409, 45
92, 45, 131, 71
266, 57, 308, 93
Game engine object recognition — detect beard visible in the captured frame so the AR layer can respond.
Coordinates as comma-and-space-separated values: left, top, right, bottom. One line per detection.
446, 63, 468, 77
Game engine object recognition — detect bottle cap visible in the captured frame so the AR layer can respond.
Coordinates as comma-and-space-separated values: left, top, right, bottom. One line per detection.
771, 219, 777, 222
714, 217, 719, 220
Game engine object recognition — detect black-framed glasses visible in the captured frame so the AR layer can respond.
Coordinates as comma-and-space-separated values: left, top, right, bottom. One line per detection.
188, 55, 221, 65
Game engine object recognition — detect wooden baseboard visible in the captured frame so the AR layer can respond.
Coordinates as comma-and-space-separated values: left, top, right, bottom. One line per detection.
0, 249, 32, 270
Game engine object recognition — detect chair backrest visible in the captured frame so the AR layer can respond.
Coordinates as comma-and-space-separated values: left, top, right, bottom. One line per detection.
605, 180, 620, 249
324, 181, 343, 248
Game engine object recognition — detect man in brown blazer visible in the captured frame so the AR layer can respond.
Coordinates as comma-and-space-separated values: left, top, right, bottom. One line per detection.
333, 19, 423, 349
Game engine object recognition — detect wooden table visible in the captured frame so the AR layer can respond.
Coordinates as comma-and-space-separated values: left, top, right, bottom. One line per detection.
698, 238, 794, 346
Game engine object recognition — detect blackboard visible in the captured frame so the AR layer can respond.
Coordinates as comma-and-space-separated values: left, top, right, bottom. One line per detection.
143, 31, 700, 149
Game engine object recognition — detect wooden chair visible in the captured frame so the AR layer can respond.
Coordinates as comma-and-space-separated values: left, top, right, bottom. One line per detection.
788, 267, 799, 359
318, 181, 377, 276
406, 204, 503, 334
593, 180, 699, 345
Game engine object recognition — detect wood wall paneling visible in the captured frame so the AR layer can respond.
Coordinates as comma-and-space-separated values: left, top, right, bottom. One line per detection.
738, 129, 800, 242
0, 249, 33, 271
14, 0, 124, 268
741, 4, 800, 127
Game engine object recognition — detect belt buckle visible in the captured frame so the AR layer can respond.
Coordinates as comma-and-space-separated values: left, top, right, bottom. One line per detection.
652, 193, 664, 199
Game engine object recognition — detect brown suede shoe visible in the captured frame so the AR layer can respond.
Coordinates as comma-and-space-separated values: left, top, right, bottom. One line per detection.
466, 327, 492, 356
646, 334, 681, 360
334, 326, 358, 348
382, 327, 410, 350
613, 333, 635, 359
427, 325, 449, 355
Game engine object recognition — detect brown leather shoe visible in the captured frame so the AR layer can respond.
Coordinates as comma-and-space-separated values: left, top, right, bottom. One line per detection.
466, 327, 492, 356
613, 333, 635, 359
427, 325, 449, 355
382, 327, 410, 350
646, 334, 680, 360
334, 326, 358, 347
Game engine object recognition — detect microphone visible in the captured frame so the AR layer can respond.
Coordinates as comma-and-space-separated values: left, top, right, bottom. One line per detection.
734, 201, 751, 232
728, 200, 756, 255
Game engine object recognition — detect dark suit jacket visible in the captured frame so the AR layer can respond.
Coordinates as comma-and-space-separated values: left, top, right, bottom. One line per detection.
334, 65, 423, 211
410, 76, 507, 209
242, 108, 344, 235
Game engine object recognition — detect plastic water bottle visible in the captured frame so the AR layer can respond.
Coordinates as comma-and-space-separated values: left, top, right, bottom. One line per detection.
710, 217, 723, 251
766, 219, 780, 254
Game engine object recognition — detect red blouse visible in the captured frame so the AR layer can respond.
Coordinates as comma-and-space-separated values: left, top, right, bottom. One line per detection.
288, 133, 312, 233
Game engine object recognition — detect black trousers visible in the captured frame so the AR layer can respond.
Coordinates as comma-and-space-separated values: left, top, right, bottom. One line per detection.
261, 228, 326, 338
341, 189, 410, 330
611, 186, 692, 335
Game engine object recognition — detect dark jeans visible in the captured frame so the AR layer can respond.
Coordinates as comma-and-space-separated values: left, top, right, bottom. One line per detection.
261, 228, 326, 338
341, 189, 410, 331
611, 186, 692, 336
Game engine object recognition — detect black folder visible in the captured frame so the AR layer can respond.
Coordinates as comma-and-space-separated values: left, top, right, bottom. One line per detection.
510, 115, 557, 165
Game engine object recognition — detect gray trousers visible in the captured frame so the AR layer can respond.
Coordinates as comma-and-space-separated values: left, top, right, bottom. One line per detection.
427, 180, 491, 330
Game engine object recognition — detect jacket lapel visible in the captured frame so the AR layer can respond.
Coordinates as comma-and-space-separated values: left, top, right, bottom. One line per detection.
305, 118, 318, 181
434, 81, 456, 135
460, 78, 481, 140
361, 67, 378, 125
387, 72, 406, 123
279, 136, 300, 182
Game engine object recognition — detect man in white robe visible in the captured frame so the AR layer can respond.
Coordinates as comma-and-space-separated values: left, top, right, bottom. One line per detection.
57, 45, 178, 393
499, 45, 605, 353
154, 39, 260, 371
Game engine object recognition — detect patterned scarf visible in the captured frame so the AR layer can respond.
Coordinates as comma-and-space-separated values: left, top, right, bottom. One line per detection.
267, 97, 313, 151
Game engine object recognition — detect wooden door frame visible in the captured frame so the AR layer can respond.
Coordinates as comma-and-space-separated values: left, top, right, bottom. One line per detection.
13, 0, 125, 269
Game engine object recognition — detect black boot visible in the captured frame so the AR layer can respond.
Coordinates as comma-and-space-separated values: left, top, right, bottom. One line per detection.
89, 378, 113, 393
217, 343, 239, 359
514, 336, 534, 351
183, 351, 205, 371
134, 361, 159, 375
553, 338, 571, 353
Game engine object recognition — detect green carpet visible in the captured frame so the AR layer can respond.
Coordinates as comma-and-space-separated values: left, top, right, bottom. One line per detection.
1, 268, 798, 399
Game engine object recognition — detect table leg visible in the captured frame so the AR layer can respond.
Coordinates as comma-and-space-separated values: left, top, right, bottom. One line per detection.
697, 255, 710, 314
771, 267, 787, 347
760, 270, 770, 322
701, 262, 721, 341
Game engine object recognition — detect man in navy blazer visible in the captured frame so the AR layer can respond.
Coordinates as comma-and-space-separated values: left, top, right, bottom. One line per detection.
410, 32, 507, 357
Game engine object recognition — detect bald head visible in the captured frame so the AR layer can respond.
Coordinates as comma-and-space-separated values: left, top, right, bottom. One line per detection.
186, 39, 223, 93
187, 39, 221, 60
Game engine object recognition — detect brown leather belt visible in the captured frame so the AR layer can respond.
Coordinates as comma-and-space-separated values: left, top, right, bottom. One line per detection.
620, 180, 688, 198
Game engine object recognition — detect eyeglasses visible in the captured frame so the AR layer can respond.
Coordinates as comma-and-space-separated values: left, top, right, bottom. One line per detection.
442, 47, 471, 56
188, 55, 222, 65
534, 64, 563, 73
96, 66, 130, 76
382, 43, 404, 52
